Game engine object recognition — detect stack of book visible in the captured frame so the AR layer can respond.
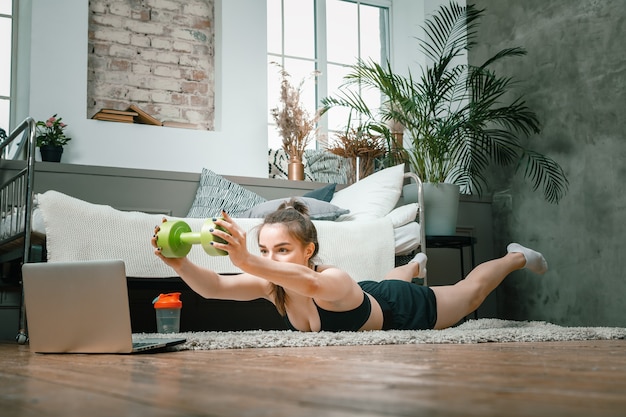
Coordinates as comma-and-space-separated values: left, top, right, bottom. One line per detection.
91, 105, 163, 126
92, 108, 137, 123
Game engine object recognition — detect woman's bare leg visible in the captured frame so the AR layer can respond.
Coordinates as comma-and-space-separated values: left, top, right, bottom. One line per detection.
383, 253, 427, 282
431, 243, 547, 330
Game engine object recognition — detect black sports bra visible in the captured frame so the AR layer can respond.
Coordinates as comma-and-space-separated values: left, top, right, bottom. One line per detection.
283, 292, 372, 332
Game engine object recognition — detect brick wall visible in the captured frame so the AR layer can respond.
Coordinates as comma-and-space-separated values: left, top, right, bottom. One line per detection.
87, 0, 215, 130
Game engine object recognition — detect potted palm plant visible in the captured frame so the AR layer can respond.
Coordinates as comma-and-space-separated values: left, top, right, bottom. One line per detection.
321, 2, 568, 235
36, 114, 71, 162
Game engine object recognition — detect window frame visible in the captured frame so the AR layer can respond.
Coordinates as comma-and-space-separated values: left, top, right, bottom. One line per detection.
0, 0, 17, 133
267, 0, 392, 150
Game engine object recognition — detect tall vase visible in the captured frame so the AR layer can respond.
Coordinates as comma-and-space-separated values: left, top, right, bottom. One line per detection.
423, 182, 460, 236
287, 159, 305, 181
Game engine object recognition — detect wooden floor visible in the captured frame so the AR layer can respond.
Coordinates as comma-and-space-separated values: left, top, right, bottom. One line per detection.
1, 340, 625, 417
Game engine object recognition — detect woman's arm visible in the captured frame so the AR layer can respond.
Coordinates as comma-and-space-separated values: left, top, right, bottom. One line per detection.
210, 213, 358, 304
152, 225, 271, 302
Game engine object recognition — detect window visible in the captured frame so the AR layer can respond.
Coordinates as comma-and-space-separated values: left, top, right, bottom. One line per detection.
0, 1, 13, 134
267, 0, 391, 150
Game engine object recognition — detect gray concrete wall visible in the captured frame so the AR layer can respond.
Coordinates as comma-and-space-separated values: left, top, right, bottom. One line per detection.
469, 0, 626, 326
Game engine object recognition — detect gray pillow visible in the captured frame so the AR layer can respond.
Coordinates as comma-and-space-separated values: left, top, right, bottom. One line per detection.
186, 168, 267, 218
233, 197, 349, 221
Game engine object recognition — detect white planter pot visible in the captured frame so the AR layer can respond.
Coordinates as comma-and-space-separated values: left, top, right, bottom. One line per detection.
401, 182, 419, 204
423, 182, 460, 236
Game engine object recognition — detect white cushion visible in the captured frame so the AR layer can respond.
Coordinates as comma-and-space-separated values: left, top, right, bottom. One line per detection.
385, 203, 418, 228
330, 163, 405, 221
393, 221, 421, 255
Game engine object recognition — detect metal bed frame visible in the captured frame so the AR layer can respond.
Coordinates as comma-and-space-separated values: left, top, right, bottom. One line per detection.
403, 171, 427, 281
0, 117, 40, 344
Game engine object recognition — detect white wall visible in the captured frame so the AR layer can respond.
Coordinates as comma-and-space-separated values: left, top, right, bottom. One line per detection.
19, 0, 453, 177
25, 0, 268, 177
390, 0, 425, 77
390, 0, 464, 76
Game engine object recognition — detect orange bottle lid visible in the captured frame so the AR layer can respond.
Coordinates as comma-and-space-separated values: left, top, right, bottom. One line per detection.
153, 292, 182, 309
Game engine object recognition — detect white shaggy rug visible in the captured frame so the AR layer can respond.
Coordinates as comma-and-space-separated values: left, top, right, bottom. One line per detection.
137, 319, 626, 351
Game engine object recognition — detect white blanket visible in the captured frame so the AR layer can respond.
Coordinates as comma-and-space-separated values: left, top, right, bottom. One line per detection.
37, 191, 395, 281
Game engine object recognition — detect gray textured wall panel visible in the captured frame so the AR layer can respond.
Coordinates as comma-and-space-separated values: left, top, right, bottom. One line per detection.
470, 0, 626, 326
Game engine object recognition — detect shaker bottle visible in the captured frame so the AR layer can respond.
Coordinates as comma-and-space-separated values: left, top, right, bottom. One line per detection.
153, 292, 182, 333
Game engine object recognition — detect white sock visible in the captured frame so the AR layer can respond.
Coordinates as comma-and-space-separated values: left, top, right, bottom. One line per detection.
507, 243, 548, 275
409, 252, 428, 278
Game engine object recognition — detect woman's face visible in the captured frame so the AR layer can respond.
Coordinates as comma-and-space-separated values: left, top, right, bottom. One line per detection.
258, 223, 314, 265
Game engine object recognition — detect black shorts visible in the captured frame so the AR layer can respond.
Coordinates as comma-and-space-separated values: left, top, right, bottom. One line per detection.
359, 280, 437, 330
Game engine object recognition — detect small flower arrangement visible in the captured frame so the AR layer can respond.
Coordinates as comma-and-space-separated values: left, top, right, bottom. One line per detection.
270, 63, 319, 162
36, 114, 71, 147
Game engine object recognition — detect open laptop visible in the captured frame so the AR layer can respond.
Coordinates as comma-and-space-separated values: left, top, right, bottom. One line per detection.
22, 259, 186, 353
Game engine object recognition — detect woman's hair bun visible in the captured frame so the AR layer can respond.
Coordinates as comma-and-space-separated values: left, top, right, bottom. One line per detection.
277, 197, 309, 216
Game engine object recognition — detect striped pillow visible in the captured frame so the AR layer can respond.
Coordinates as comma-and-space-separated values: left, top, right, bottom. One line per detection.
304, 149, 351, 184
186, 168, 267, 218
268, 148, 352, 184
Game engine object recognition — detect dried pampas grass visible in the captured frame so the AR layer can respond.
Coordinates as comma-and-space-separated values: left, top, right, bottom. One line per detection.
270, 63, 319, 162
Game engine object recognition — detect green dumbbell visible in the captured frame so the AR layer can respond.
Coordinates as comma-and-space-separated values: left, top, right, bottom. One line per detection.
156, 218, 229, 258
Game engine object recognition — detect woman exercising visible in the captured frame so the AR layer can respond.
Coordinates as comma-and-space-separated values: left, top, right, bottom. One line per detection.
151, 198, 547, 331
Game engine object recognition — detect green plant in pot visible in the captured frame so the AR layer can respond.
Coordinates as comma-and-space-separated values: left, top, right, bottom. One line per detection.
321, 1, 568, 235
36, 114, 71, 162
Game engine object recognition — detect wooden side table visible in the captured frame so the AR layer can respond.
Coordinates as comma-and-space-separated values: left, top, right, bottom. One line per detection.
426, 235, 478, 319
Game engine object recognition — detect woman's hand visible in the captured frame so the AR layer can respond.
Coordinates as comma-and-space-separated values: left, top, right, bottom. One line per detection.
151, 218, 188, 269
210, 211, 250, 267
151, 216, 262, 301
